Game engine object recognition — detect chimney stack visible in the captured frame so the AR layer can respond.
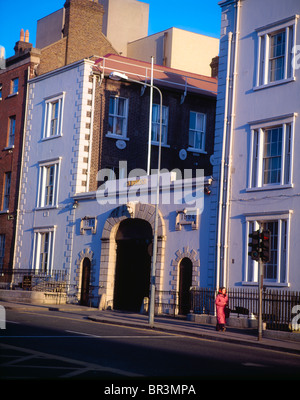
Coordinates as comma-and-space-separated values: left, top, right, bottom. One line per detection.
20, 29, 24, 41
14, 29, 32, 55
25, 30, 29, 43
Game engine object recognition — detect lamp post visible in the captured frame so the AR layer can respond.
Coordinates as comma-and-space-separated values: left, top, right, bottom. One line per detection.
109, 71, 163, 328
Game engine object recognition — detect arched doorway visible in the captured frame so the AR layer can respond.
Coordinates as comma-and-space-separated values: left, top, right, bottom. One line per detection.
179, 257, 193, 315
80, 257, 91, 306
113, 218, 152, 312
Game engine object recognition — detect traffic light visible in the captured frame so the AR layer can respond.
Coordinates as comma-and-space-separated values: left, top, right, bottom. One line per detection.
260, 230, 271, 263
248, 230, 260, 261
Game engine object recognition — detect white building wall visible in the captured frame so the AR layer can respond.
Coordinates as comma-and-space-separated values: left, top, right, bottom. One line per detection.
212, 0, 300, 290
15, 59, 95, 277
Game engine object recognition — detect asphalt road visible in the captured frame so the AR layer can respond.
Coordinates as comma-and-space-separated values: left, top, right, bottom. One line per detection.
1, 307, 300, 384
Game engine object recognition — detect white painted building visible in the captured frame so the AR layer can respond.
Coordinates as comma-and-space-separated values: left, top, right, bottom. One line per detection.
15, 57, 215, 312
15, 58, 96, 291
210, 0, 300, 291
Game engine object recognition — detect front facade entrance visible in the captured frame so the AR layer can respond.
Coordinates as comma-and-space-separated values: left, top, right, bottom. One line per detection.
99, 203, 166, 311
114, 218, 152, 312
179, 257, 193, 315
80, 257, 91, 305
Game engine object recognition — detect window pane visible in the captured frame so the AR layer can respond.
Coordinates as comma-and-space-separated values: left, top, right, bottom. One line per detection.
262, 221, 278, 281
11, 78, 18, 94
269, 31, 285, 82
109, 97, 114, 115
3, 172, 11, 210
189, 112, 196, 130
108, 97, 128, 136
259, 36, 265, 85
115, 117, 124, 135
50, 101, 59, 136
194, 132, 201, 149
108, 116, 114, 133
284, 124, 291, 184
263, 127, 282, 184
40, 232, 49, 273
152, 104, 159, 124
117, 98, 126, 116
189, 130, 195, 147
8, 116, 16, 146
45, 165, 55, 205
196, 113, 204, 131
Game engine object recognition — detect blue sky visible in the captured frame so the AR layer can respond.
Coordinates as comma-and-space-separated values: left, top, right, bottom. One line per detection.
0, 0, 221, 58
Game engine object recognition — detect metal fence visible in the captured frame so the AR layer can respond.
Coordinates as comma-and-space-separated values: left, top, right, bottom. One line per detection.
190, 287, 300, 331
0, 269, 68, 290
0, 269, 79, 303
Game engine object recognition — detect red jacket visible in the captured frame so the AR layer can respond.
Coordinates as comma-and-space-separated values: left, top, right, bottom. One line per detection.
215, 293, 228, 324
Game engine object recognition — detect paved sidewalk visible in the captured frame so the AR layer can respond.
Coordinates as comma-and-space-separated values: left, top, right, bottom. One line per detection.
2, 301, 300, 355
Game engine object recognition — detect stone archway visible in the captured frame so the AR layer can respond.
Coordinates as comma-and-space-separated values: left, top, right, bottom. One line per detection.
99, 202, 166, 309
171, 246, 200, 291
170, 247, 200, 315
75, 248, 95, 304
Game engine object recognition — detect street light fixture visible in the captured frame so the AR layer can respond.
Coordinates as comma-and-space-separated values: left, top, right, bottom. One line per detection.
109, 70, 163, 328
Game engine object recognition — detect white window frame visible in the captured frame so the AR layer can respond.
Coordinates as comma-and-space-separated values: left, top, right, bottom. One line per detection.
32, 226, 56, 274
151, 104, 169, 146
188, 111, 207, 153
243, 211, 292, 287
106, 96, 129, 140
43, 92, 65, 139
255, 15, 299, 90
247, 114, 296, 191
10, 78, 19, 95
37, 158, 61, 209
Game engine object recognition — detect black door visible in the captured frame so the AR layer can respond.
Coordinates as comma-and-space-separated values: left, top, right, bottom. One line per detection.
80, 257, 91, 306
179, 258, 192, 315
114, 219, 152, 312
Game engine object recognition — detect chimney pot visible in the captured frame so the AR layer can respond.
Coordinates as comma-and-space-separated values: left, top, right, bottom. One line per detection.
25, 30, 29, 43
20, 29, 24, 41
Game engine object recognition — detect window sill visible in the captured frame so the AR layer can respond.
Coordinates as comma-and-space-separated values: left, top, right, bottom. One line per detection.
253, 76, 295, 91
246, 183, 293, 192
106, 133, 129, 141
0, 209, 9, 215
41, 134, 63, 142
35, 205, 58, 211
151, 141, 170, 148
187, 147, 207, 154
242, 281, 290, 288
7, 92, 19, 98
3, 145, 14, 151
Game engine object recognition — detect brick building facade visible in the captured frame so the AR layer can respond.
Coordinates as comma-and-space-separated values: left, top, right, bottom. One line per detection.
89, 54, 217, 191
0, 33, 40, 276
37, 0, 117, 75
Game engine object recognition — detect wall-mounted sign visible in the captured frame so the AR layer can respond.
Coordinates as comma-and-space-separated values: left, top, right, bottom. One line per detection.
176, 209, 199, 231
80, 216, 97, 234
179, 149, 187, 160
116, 140, 126, 150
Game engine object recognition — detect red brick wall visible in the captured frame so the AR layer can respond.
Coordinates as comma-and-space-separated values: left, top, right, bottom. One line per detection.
0, 61, 34, 272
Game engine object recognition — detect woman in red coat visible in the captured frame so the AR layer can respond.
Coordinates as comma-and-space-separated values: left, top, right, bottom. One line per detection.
215, 287, 229, 331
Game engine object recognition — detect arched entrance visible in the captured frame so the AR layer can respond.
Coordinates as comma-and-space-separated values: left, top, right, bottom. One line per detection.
80, 257, 91, 306
178, 257, 193, 315
114, 218, 152, 312
99, 203, 166, 310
